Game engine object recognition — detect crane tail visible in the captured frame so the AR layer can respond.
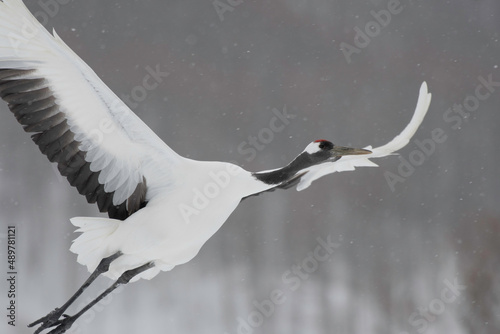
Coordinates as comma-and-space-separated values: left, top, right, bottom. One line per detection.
69, 217, 121, 274
69, 218, 165, 281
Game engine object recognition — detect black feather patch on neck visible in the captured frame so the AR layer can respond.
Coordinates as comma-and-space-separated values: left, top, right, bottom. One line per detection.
253, 152, 331, 185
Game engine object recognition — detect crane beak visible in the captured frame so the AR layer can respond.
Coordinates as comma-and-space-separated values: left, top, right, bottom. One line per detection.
330, 146, 372, 157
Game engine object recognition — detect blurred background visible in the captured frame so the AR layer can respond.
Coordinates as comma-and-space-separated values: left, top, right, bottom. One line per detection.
1, 0, 499, 333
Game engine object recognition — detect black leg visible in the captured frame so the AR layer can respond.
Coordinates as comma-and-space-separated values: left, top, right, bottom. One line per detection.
29, 251, 122, 334
45, 261, 155, 334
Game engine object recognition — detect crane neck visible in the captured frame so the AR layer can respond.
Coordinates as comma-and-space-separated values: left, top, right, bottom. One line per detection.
252, 152, 316, 186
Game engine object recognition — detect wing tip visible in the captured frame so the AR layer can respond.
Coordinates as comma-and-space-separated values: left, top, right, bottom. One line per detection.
420, 81, 428, 92
419, 81, 432, 105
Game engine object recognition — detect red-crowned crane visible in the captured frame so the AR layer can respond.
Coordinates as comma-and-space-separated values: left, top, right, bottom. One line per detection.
0, 1, 432, 333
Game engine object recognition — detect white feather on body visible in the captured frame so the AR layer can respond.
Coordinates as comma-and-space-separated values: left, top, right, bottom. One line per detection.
70, 161, 271, 281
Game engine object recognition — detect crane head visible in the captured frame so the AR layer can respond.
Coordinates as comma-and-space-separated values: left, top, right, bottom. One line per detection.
304, 139, 372, 163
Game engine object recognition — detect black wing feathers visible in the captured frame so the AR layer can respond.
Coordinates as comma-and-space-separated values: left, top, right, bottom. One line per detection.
0, 69, 146, 220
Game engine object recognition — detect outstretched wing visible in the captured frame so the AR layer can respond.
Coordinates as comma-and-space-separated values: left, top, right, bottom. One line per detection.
296, 81, 432, 191
0, 0, 182, 219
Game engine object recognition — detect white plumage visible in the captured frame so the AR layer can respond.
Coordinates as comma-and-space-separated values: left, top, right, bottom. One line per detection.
0, 0, 432, 282
0, 1, 432, 332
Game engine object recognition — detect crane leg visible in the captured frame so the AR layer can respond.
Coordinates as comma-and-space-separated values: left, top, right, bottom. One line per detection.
37, 261, 155, 334
28, 251, 123, 333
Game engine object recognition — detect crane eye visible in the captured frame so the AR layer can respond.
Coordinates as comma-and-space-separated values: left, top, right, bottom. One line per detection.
318, 141, 333, 150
